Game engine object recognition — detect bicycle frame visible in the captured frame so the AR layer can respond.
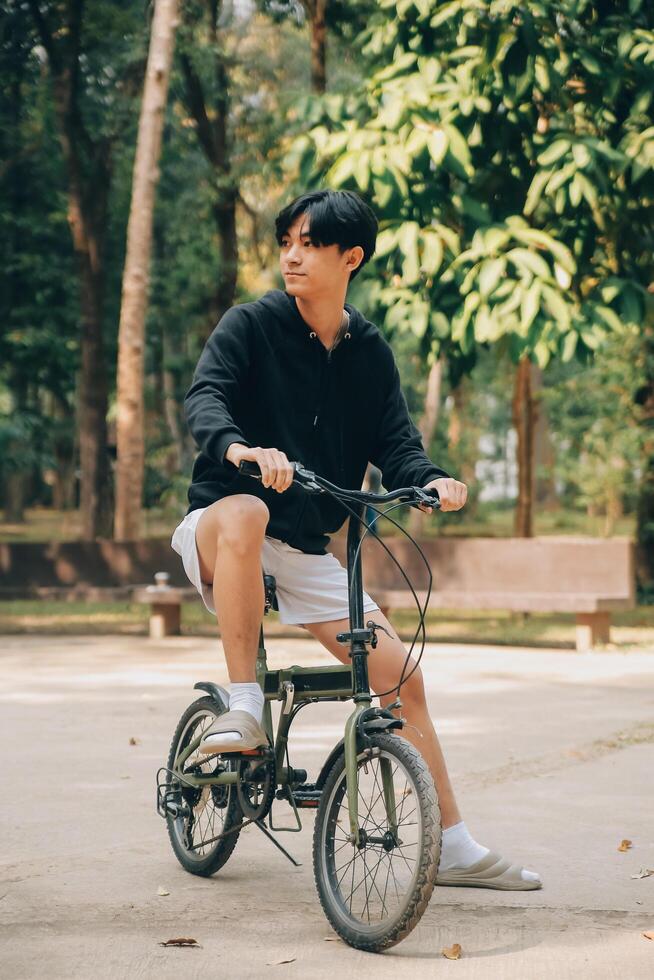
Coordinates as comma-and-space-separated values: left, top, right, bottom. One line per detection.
169, 501, 402, 849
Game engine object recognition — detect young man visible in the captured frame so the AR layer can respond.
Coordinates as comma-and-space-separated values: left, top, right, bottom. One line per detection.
171, 189, 541, 890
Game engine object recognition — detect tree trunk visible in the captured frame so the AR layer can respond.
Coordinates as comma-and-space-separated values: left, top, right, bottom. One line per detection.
162, 326, 185, 473
51, 394, 77, 511
114, 0, 179, 541
76, 241, 112, 539
179, 10, 238, 341
28, 0, 113, 539
304, 0, 327, 94
3, 471, 26, 523
532, 365, 557, 507
513, 356, 536, 537
210, 185, 239, 334
408, 357, 443, 536
636, 327, 654, 592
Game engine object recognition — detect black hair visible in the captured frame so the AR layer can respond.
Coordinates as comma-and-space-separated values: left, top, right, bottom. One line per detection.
274, 189, 378, 281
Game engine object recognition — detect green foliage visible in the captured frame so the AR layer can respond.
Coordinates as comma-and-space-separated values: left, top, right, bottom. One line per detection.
290, 0, 654, 366
541, 331, 645, 531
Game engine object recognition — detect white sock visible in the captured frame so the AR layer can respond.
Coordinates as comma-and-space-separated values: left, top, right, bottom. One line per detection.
439, 820, 540, 883
439, 821, 489, 872
207, 682, 265, 746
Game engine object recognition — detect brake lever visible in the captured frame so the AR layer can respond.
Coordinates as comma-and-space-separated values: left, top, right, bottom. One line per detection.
293, 464, 324, 494
412, 487, 441, 510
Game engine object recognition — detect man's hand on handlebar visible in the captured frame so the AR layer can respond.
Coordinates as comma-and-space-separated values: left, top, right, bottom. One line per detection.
420, 477, 468, 514
225, 442, 295, 493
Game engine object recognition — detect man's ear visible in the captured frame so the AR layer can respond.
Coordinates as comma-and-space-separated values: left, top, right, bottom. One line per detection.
347, 245, 364, 272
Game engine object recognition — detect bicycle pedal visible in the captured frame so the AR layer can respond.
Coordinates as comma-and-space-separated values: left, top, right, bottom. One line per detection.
219, 746, 270, 759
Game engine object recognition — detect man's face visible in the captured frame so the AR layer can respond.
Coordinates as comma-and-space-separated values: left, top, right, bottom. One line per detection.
279, 212, 363, 297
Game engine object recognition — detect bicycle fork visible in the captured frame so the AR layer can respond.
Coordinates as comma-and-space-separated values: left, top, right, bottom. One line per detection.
343, 700, 399, 848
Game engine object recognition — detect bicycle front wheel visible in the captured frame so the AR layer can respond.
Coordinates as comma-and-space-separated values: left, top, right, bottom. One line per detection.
313, 733, 441, 952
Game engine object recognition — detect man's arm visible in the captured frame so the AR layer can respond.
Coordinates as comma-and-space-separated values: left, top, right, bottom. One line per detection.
184, 308, 252, 466
369, 350, 467, 513
370, 356, 450, 491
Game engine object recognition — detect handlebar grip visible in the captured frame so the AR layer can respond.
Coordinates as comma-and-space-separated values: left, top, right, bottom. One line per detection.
238, 460, 263, 478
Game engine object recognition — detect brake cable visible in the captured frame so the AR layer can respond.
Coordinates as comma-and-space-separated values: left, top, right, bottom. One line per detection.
300, 474, 437, 699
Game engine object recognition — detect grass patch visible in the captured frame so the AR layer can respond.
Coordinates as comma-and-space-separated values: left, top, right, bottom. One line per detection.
1, 599, 652, 651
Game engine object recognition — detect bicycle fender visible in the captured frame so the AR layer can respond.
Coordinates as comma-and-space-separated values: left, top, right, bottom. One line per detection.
193, 681, 229, 712
316, 738, 345, 789
315, 712, 404, 789
362, 717, 403, 734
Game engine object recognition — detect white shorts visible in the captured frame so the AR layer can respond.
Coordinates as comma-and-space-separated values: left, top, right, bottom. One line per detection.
170, 506, 379, 626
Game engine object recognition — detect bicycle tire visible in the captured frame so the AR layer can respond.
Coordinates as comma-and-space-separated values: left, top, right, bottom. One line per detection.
165, 696, 243, 877
312, 732, 441, 952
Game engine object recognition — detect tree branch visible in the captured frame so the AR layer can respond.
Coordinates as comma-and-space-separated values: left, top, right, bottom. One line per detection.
179, 51, 218, 165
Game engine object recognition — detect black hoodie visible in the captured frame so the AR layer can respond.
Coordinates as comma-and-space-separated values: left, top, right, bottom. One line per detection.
183, 289, 450, 554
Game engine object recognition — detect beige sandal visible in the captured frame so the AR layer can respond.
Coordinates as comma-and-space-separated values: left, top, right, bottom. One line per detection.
437, 851, 542, 890
199, 709, 268, 755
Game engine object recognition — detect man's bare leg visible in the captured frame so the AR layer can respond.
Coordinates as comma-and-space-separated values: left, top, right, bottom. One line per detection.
302, 611, 461, 827
304, 610, 541, 887
194, 494, 269, 683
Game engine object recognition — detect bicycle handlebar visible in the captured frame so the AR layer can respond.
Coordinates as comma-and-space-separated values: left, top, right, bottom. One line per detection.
238, 460, 441, 510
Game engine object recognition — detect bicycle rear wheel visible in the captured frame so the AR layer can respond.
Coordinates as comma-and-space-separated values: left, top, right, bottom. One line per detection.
313, 733, 441, 952
165, 696, 243, 876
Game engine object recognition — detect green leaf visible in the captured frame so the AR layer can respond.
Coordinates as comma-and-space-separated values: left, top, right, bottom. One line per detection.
398, 222, 420, 283
534, 55, 550, 92
481, 225, 511, 254
354, 151, 371, 192
479, 257, 506, 298
579, 52, 601, 75
405, 127, 429, 157
533, 340, 551, 369
507, 247, 551, 279
518, 229, 576, 275
542, 284, 572, 331
561, 331, 578, 362
420, 230, 444, 275
375, 227, 398, 258
427, 128, 449, 166
430, 311, 450, 339
372, 174, 394, 208
430, 1, 462, 30
520, 281, 541, 333
474, 304, 504, 343
443, 123, 473, 177
595, 305, 623, 332
537, 140, 570, 167
324, 153, 356, 187
572, 143, 591, 168
524, 170, 552, 216
411, 300, 430, 338
569, 174, 583, 208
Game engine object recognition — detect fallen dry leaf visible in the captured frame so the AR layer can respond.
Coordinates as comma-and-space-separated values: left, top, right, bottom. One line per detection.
129, 737, 140, 746
159, 937, 200, 947
157, 886, 170, 896
267, 957, 297, 965
618, 839, 633, 852
642, 931, 654, 941
631, 869, 654, 879
442, 943, 462, 960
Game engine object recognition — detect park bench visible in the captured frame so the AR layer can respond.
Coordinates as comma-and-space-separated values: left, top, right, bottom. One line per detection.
0, 536, 635, 650
348, 535, 636, 652
132, 574, 198, 639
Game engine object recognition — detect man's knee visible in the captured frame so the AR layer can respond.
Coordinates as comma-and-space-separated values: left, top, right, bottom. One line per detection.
196, 495, 269, 575
215, 495, 269, 550
396, 662, 426, 706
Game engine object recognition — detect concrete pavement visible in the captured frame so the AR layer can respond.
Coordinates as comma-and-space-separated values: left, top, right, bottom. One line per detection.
1, 633, 653, 978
